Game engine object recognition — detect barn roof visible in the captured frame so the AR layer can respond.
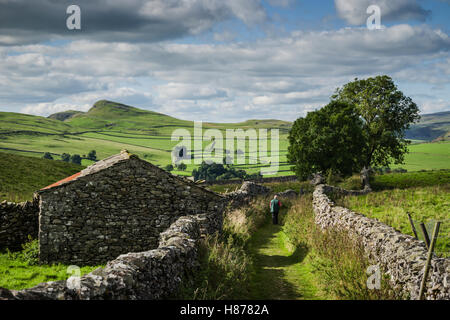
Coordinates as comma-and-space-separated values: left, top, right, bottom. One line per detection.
39, 150, 222, 197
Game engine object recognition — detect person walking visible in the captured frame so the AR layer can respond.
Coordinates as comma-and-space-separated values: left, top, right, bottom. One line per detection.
270, 195, 282, 225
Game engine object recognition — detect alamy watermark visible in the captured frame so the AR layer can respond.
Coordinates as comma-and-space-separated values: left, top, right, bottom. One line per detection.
367, 5, 382, 30
66, 5, 81, 30
171, 122, 280, 175
366, 264, 381, 290
66, 265, 81, 290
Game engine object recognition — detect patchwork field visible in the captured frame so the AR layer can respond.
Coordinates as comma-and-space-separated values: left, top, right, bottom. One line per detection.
1, 101, 449, 181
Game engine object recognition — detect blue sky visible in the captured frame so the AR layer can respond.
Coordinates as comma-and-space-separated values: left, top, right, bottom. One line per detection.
0, 0, 449, 122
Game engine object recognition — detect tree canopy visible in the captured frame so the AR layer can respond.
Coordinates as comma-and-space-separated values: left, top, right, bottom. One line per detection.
287, 101, 365, 180
288, 75, 420, 180
332, 75, 420, 168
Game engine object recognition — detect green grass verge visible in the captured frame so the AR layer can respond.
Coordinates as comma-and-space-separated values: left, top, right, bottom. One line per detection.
336, 185, 450, 257
370, 170, 450, 191
0, 239, 102, 290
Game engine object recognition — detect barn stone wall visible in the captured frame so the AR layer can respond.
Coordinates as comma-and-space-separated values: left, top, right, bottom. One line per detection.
0, 214, 217, 300
313, 184, 449, 300
0, 195, 39, 251
38, 155, 225, 265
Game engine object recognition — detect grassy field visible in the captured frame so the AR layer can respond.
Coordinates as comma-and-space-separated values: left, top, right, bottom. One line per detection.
0, 240, 102, 290
390, 141, 450, 172
336, 185, 449, 257
1, 100, 448, 181
0, 151, 84, 202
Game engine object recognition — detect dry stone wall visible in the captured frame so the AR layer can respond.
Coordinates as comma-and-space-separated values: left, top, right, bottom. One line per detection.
38, 154, 225, 265
224, 181, 271, 208
0, 214, 212, 300
201, 175, 298, 186
313, 184, 449, 300
0, 195, 39, 251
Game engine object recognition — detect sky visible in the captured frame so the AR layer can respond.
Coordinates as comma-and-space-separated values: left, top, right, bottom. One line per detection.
0, 0, 449, 122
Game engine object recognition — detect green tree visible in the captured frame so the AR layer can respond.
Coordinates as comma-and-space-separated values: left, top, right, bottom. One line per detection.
287, 101, 365, 180
70, 154, 82, 165
43, 152, 53, 160
165, 164, 174, 172
177, 163, 187, 171
332, 75, 420, 168
61, 153, 70, 162
87, 150, 97, 161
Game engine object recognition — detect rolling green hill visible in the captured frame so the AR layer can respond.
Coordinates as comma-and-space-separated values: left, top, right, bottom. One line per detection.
0, 100, 448, 180
0, 152, 84, 202
0, 100, 293, 177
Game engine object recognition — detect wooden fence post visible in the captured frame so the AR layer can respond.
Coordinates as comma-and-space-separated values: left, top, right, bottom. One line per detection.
418, 221, 441, 300
420, 222, 430, 248
407, 212, 418, 240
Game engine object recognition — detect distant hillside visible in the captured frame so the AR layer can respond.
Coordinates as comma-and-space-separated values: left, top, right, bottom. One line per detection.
0, 100, 295, 177
405, 111, 450, 141
1, 101, 448, 180
48, 110, 85, 121
0, 152, 84, 202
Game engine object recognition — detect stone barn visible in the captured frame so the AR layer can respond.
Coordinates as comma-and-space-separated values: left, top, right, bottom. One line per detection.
38, 150, 225, 265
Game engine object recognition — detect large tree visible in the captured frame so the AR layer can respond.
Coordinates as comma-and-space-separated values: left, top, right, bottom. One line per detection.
332, 75, 420, 168
288, 101, 365, 180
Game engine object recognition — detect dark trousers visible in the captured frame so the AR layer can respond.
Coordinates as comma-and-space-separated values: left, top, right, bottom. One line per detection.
272, 211, 279, 225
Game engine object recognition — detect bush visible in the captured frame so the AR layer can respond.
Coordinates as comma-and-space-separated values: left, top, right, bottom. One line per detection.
42, 152, 53, 160
70, 154, 82, 165
61, 153, 70, 162
7, 236, 39, 266
87, 150, 97, 161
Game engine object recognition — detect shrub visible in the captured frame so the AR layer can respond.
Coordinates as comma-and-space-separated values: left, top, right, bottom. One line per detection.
42, 152, 53, 160
61, 153, 71, 162
70, 154, 82, 165
7, 236, 39, 266
164, 164, 174, 172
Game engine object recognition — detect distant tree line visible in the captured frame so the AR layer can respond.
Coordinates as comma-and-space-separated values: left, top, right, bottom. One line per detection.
43, 150, 97, 165
164, 162, 187, 172
191, 161, 262, 182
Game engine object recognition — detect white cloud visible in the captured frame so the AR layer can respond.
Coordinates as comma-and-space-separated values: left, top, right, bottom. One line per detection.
1, 24, 449, 121
335, 0, 431, 25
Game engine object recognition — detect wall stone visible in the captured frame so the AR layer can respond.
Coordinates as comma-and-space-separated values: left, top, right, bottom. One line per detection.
38, 152, 225, 265
201, 175, 298, 186
313, 184, 449, 300
224, 181, 271, 208
0, 195, 39, 251
0, 214, 216, 300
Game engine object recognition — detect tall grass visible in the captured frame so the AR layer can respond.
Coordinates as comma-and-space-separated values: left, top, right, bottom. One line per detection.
336, 185, 449, 257
283, 195, 402, 300
174, 197, 271, 300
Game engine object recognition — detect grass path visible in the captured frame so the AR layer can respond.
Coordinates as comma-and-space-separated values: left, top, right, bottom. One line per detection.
247, 221, 325, 300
